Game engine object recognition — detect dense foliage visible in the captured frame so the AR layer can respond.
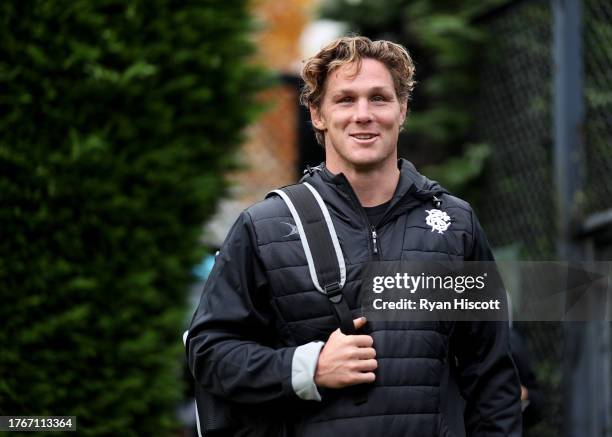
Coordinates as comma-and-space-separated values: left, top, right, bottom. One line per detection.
0, 1, 265, 435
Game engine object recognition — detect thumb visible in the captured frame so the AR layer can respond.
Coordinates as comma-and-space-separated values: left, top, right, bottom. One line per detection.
353, 316, 367, 330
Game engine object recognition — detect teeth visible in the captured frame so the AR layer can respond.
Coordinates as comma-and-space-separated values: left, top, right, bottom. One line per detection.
354, 135, 375, 139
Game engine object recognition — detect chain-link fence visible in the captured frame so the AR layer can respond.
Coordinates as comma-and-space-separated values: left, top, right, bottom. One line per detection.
474, 1, 575, 435
475, 0, 555, 262
475, 0, 612, 252
584, 0, 612, 216
475, 1, 612, 435
583, 4, 612, 437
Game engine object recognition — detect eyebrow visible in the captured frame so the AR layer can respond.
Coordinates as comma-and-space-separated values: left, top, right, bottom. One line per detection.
331, 86, 395, 96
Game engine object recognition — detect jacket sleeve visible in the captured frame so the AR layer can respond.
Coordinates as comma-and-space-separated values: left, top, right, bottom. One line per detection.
186, 210, 299, 404
451, 210, 523, 436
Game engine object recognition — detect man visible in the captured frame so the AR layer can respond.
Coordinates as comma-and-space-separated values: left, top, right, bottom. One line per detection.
186, 36, 522, 436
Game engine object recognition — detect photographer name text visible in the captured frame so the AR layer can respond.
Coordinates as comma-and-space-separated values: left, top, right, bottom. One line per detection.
372, 298, 501, 311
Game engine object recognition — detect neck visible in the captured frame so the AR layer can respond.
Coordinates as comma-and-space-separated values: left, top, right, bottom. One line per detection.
327, 161, 400, 207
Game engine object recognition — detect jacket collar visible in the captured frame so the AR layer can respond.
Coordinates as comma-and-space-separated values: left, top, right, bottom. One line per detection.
301, 159, 449, 227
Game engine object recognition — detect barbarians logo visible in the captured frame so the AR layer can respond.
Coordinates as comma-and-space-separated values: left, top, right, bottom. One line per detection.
425, 209, 451, 234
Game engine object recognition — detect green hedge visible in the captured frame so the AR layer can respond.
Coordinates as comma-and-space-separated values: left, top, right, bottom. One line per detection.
0, 1, 265, 435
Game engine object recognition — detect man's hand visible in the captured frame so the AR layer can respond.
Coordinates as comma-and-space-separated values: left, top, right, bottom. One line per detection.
314, 317, 377, 389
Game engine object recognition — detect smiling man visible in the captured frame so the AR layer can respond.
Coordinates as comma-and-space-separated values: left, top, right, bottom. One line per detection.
187, 36, 522, 436
309, 56, 405, 208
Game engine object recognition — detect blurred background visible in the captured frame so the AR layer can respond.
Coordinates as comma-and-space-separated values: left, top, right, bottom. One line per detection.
1, 0, 611, 436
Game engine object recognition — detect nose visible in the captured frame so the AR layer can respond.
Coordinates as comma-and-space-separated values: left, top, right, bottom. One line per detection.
353, 98, 373, 123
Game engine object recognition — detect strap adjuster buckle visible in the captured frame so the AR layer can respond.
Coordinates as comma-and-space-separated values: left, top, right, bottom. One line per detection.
324, 282, 342, 303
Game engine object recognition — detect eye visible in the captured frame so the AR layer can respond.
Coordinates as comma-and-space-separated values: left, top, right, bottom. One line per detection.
371, 95, 387, 102
337, 96, 354, 103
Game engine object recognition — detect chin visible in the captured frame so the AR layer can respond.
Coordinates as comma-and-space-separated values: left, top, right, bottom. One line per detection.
326, 141, 396, 172
345, 155, 388, 170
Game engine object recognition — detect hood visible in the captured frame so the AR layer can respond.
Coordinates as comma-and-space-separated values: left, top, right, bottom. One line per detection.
393, 158, 448, 199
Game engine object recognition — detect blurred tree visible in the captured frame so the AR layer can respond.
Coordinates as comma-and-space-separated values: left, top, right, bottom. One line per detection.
319, 0, 505, 196
0, 1, 266, 435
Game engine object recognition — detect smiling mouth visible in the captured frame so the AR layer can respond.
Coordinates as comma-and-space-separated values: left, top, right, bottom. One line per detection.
350, 134, 379, 140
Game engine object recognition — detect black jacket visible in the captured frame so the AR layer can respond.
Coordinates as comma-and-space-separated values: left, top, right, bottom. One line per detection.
187, 160, 522, 436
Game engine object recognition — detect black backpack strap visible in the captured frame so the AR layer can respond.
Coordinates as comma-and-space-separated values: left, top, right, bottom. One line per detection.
268, 182, 355, 335
268, 183, 368, 405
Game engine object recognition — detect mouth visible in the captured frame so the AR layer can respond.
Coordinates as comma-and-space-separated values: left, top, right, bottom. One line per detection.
349, 133, 379, 143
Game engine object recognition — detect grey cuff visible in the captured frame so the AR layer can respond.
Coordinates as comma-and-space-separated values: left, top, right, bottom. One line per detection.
291, 341, 324, 401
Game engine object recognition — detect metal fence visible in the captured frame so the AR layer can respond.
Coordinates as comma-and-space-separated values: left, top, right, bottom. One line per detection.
474, 1, 612, 436
584, 0, 612, 216
475, 0, 555, 262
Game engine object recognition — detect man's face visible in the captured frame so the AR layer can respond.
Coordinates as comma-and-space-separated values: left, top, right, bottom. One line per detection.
310, 58, 407, 172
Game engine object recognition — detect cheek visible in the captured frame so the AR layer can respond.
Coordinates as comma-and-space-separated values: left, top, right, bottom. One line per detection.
386, 111, 405, 129
328, 112, 351, 129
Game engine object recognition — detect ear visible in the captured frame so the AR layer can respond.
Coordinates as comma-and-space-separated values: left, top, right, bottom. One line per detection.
400, 99, 408, 125
309, 105, 326, 131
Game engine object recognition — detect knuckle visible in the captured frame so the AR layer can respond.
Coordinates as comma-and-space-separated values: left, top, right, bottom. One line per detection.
363, 335, 373, 347
343, 348, 357, 360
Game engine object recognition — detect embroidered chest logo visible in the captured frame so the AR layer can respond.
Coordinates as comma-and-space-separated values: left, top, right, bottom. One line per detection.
425, 209, 451, 234
280, 221, 299, 238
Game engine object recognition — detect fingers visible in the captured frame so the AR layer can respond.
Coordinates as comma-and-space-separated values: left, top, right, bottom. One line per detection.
351, 334, 374, 347
352, 358, 378, 372
316, 318, 377, 389
352, 346, 376, 360
339, 368, 377, 386
333, 319, 373, 347
328, 329, 373, 349
352, 372, 376, 384
353, 316, 367, 330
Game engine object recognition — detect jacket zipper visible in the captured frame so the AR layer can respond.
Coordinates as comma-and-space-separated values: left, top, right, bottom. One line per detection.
371, 226, 380, 257
337, 176, 381, 259
330, 171, 442, 261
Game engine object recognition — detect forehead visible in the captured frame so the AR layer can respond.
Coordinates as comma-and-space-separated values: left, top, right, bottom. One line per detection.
324, 58, 395, 95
